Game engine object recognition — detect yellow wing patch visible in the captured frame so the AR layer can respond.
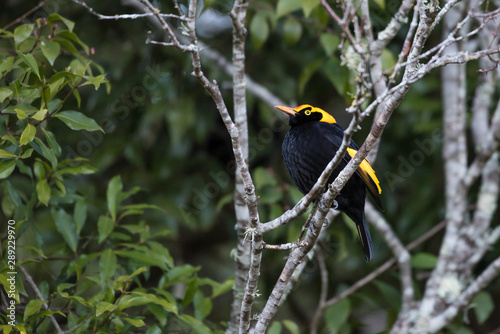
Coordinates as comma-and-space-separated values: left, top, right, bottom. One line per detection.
346, 147, 382, 194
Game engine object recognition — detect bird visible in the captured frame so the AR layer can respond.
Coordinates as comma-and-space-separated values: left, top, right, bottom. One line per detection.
276, 104, 383, 261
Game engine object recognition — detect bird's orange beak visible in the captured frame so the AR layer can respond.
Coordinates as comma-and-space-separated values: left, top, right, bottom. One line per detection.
275, 105, 297, 116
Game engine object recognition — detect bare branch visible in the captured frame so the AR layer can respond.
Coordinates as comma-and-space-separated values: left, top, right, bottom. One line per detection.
310, 249, 329, 334
2, 0, 48, 30
19, 266, 63, 334
323, 220, 446, 307
375, 0, 417, 49
365, 202, 414, 314
429, 255, 500, 332
321, 0, 367, 58
262, 241, 307, 251
139, 0, 194, 51
465, 98, 500, 187
71, 0, 185, 20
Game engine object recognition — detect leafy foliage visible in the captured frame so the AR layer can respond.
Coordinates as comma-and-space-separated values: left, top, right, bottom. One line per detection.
0, 14, 231, 333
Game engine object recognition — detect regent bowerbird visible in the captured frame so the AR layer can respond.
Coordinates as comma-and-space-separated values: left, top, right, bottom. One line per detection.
276, 104, 384, 261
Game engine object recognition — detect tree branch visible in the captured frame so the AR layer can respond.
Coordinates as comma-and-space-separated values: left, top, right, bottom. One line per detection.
429, 255, 500, 332
322, 221, 446, 315
19, 266, 63, 334
365, 202, 414, 314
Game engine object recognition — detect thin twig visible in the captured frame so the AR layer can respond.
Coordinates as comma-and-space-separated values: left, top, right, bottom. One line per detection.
310, 249, 329, 334
71, 0, 185, 20
2, 0, 48, 30
323, 220, 446, 308
365, 202, 414, 314
19, 266, 63, 334
429, 255, 500, 332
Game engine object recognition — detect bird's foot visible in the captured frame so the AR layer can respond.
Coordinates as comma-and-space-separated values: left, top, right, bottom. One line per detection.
332, 200, 339, 210
308, 223, 317, 236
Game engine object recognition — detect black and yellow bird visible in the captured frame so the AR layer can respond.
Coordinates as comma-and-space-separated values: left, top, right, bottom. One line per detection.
276, 104, 383, 261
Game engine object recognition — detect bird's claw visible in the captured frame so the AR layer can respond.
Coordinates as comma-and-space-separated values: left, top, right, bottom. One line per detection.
308, 223, 317, 236
332, 200, 339, 210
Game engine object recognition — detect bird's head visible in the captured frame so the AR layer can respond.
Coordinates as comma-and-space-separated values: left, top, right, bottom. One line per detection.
275, 104, 337, 126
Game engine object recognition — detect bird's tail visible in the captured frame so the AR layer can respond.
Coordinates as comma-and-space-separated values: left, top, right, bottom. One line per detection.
356, 213, 373, 262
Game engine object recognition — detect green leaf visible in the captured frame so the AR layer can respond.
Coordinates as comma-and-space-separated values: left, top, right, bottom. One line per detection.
283, 320, 300, 334
23, 299, 44, 321
193, 291, 212, 321
374, 0, 386, 9
207, 277, 234, 298
14, 24, 34, 45
32, 138, 57, 170
26, 309, 65, 322
301, 0, 320, 17
119, 292, 178, 314
48, 77, 66, 100
0, 56, 14, 77
36, 179, 51, 206
253, 167, 277, 188
268, 321, 282, 334
74, 200, 87, 234
320, 33, 341, 57
411, 252, 438, 269
299, 58, 324, 96
0, 87, 13, 103
54, 164, 98, 177
259, 186, 282, 204
17, 51, 40, 80
56, 31, 89, 54
0, 159, 16, 179
41, 128, 61, 157
120, 186, 143, 201
116, 267, 146, 283
15, 108, 28, 120
83, 74, 107, 90
20, 124, 36, 146
374, 280, 401, 309
96, 301, 117, 317
167, 264, 200, 283
50, 71, 76, 84
73, 88, 81, 107
382, 48, 396, 71
58, 293, 90, 307
99, 249, 117, 286
473, 291, 494, 324
20, 148, 34, 159
31, 108, 48, 121
322, 57, 349, 97
107, 175, 123, 222
115, 249, 169, 271
325, 298, 351, 334
0, 149, 17, 158
146, 324, 162, 334
276, 0, 302, 17
250, 14, 269, 51
34, 160, 46, 180
54, 111, 104, 132
179, 314, 212, 334
123, 318, 146, 328
283, 17, 302, 47
148, 241, 174, 267
98, 215, 115, 243
47, 13, 75, 32
51, 208, 78, 252
40, 38, 60, 66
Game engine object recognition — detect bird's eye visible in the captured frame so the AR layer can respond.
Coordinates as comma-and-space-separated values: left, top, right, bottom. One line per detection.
304, 110, 311, 115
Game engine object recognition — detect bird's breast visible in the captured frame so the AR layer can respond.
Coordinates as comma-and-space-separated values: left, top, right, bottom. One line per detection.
282, 125, 339, 194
